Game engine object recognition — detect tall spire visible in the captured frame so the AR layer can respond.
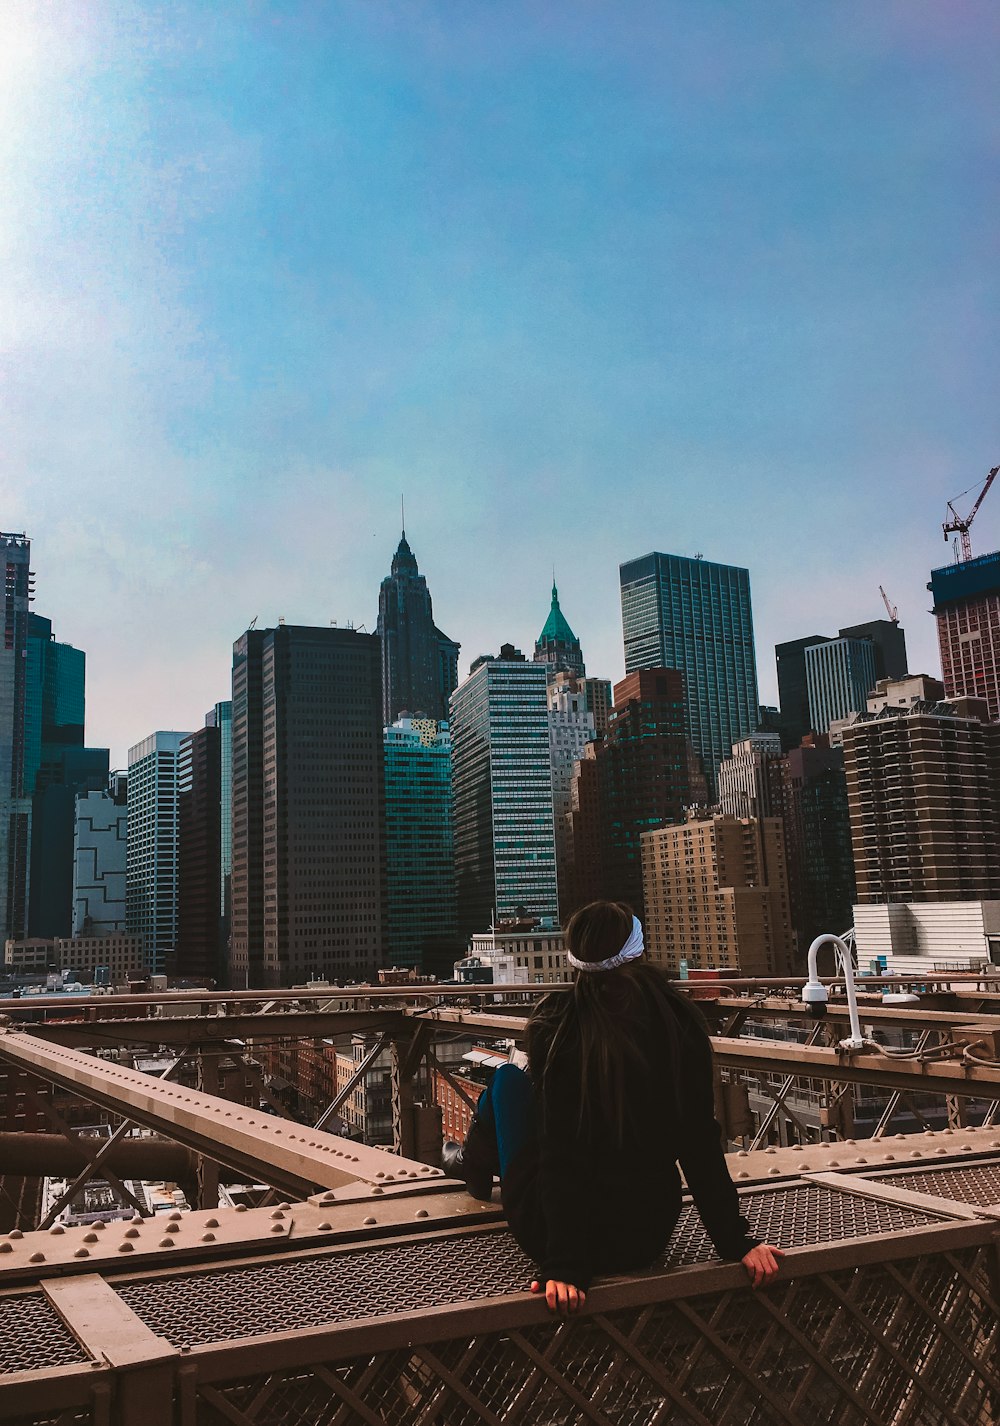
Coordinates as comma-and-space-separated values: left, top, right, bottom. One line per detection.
401, 494, 405, 539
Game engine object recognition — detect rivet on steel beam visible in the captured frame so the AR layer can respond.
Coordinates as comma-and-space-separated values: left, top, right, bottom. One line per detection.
416, 1209, 429, 1218
124, 1228, 139, 1238
736, 1150, 748, 1158
118, 1242, 134, 1253
168, 1212, 183, 1221
318, 1222, 332, 1231
799, 1164, 812, 1171
270, 1210, 285, 1220
165, 1223, 180, 1234
364, 1216, 377, 1224
855, 1156, 868, 1164
884, 1154, 896, 1161
201, 1233, 216, 1242
278, 1202, 291, 1210
0, 1243, 11, 1254
768, 1167, 781, 1176
910, 1151, 922, 1158
375, 1171, 385, 1178
371, 1187, 383, 1195
765, 1148, 776, 1155
159, 1239, 174, 1248
269, 1223, 284, 1234
92, 1221, 106, 1231
791, 1145, 802, 1152
29, 1252, 45, 1262
737, 1172, 749, 1179
936, 1147, 947, 1155
74, 1248, 89, 1258
235, 1204, 248, 1213
8, 1229, 22, 1239
827, 1161, 839, 1168
49, 1226, 65, 1235
205, 1218, 219, 1228
845, 1139, 857, 1145
962, 1144, 974, 1151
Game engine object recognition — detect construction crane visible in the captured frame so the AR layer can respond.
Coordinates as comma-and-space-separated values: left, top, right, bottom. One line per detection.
943, 465, 999, 562
879, 586, 898, 623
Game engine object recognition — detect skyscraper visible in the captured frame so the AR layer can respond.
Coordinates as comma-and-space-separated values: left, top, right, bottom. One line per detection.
126, 731, 190, 974
841, 677, 1000, 904
0, 533, 33, 947
383, 717, 457, 973
206, 700, 233, 944
717, 733, 784, 820
451, 649, 557, 939
230, 624, 386, 988
641, 813, 795, 976
547, 678, 596, 916
73, 772, 127, 937
377, 531, 459, 724
930, 551, 1000, 720
230, 630, 264, 988
177, 721, 223, 984
781, 740, 855, 953
533, 581, 585, 678
620, 553, 759, 793
24, 613, 108, 938
775, 636, 831, 749
804, 636, 878, 737
567, 670, 691, 918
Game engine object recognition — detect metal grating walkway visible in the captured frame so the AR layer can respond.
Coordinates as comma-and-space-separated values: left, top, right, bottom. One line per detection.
0, 1292, 90, 1375
118, 1184, 946, 1349
870, 1159, 1000, 1205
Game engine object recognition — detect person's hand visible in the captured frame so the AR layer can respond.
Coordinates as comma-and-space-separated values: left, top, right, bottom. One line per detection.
531, 1279, 586, 1315
741, 1244, 784, 1289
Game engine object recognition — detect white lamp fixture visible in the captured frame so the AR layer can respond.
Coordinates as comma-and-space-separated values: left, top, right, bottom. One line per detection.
803, 933, 866, 1050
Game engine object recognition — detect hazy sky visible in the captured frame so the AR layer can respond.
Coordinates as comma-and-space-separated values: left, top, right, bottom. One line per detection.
4, 1, 998, 767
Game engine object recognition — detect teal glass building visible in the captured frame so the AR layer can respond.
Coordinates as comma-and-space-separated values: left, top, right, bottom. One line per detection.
620, 553, 760, 794
383, 717, 457, 973
450, 650, 558, 939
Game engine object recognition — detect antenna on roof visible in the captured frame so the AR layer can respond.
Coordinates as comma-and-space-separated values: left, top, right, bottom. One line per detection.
401, 494, 405, 537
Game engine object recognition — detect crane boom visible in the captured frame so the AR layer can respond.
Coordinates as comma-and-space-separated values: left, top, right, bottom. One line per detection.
942, 465, 999, 562
879, 586, 898, 623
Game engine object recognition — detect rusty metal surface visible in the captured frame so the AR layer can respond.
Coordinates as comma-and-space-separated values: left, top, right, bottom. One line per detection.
869, 1159, 1000, 1206
0, 1292, 89, 1375
115, 1184, 947, 1350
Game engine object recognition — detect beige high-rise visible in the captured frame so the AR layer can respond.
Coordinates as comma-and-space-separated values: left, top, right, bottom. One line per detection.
641, 813, 796, 976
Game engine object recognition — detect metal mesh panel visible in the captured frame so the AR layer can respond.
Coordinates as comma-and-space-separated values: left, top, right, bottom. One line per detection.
0, 1293, 90, 1375
869, 1160, 1000, 1205
125, 1186, 943, 1348
192, 1245, 1000, 1426
120, 1185, 944, 1348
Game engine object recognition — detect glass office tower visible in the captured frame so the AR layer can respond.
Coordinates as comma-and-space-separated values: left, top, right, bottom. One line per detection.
620, 552, 759, 794
451, 649, 558, 939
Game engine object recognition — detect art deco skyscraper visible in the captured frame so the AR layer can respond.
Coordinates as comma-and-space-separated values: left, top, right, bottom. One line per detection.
534, 581, 585, 678
377, 531, 459, 724
620, 552, 759, 794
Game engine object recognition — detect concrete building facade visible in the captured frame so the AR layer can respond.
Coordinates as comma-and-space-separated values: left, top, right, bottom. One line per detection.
930, 551, 1000, 721
546, 679, 596, 921
805, 636, 878, 738
641, 813, 795, 977
717, 733, 784, 820
841, 679, 1000, 905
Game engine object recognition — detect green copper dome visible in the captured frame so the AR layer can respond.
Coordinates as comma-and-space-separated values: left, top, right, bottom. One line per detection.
538, 581, 578, 645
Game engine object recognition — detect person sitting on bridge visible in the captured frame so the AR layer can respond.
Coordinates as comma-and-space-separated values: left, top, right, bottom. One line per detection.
443, 900, 784, 1315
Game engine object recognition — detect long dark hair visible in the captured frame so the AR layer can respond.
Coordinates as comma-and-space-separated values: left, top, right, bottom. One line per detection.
527, 901, 711, 1143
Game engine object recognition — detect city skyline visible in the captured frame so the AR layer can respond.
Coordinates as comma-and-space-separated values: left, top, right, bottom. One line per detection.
3, 3, 998, 767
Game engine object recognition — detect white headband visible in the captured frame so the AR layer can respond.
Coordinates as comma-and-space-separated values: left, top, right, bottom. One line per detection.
566, 916, 644, 973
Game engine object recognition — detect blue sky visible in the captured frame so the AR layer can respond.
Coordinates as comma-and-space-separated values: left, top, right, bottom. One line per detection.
3, 1, 998, 766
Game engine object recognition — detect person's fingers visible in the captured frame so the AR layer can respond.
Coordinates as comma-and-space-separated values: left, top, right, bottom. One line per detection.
546, 1281, 558, 1312
567, 1285, 579, 1314
556, 1281, 569, 1315
530, 1281, 541, 1294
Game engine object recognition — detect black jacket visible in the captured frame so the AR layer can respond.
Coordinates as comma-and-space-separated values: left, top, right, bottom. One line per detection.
501, 984, 758, 1291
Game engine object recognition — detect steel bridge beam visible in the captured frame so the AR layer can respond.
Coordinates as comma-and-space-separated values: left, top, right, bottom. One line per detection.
0, 1032, 444, 1199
